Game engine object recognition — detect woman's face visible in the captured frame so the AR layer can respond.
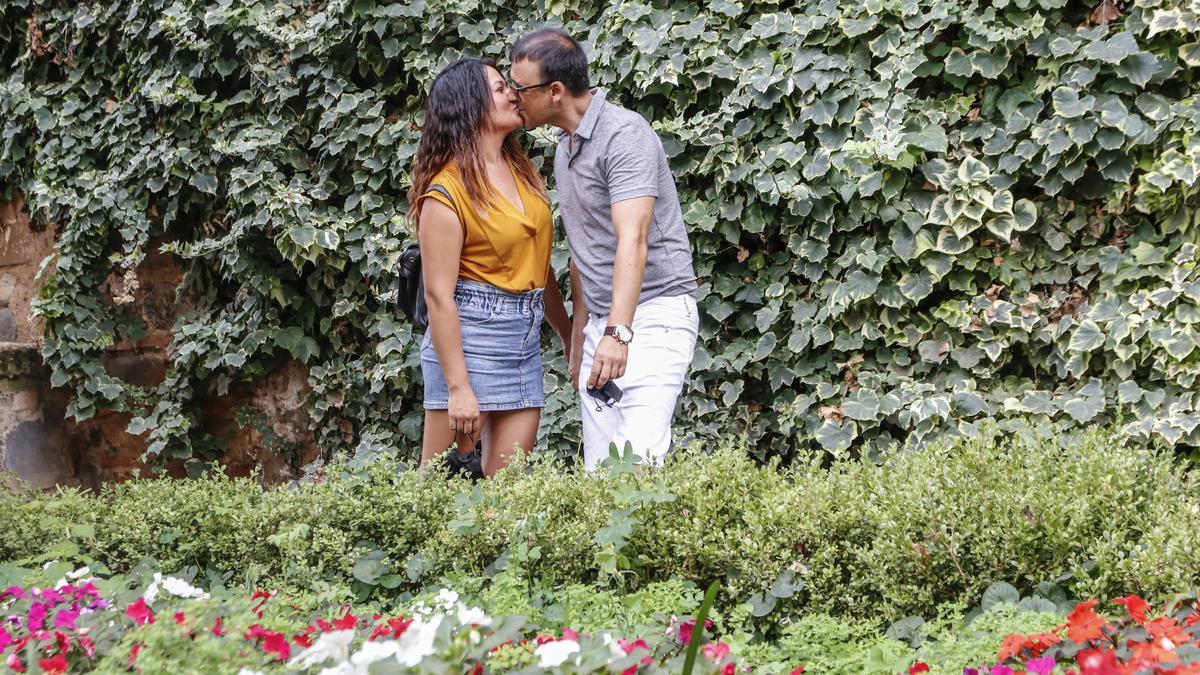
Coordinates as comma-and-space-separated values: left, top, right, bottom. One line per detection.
483, 65, 524, 134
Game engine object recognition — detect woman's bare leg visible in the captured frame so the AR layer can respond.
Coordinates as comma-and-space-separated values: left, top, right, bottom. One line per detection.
422, 410, 488, 466
480, 408, 540, 476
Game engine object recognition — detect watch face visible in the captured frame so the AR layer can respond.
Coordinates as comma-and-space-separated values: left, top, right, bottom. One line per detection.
615, 325, 633, 343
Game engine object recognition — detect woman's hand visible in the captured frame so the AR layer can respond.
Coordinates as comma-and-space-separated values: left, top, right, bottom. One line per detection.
568, 323, 585, 389
448, 385, 481, 441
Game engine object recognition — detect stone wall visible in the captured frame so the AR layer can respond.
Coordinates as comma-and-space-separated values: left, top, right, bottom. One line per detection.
0, 193, 320, 490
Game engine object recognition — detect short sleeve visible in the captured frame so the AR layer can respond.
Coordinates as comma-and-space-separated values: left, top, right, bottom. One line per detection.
416, 184, 466, 237
604, 120, 662, 205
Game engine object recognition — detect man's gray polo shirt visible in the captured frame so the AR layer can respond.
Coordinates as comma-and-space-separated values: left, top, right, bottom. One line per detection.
554, 89, 697, 317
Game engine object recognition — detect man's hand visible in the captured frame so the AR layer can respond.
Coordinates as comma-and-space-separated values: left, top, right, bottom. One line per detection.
587, 335, 628, 389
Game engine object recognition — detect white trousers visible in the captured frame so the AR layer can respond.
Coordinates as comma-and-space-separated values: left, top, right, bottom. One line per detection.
578, 294, 699, 471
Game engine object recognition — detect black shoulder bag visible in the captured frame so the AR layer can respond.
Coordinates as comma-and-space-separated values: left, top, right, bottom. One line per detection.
397, 184, 456, 331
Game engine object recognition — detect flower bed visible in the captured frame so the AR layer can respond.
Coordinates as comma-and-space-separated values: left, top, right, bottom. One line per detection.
4, 562, 1199, 674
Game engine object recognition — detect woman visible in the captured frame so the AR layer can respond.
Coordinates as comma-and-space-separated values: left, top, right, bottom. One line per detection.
407, 58, 571, 476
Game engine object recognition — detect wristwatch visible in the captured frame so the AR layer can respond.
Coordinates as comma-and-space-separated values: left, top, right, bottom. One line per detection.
604, 324, 634, 345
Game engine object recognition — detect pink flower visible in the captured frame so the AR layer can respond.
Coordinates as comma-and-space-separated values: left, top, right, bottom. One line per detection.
703, 642, 732, 662
562, 627, 579, 641
990, 666, 1013, 675
124, 598, 155, 626
618, 639, 654, 674
721, 664, 736, 675
6, 650, 26, 673
1025, 656, 1056, 675
678, 618, 713, 645
790, 669, 805, 675
26, 603, 46, 631
53, 609, 78, 630
0, 626, 11, 651
2, 587, 27, 601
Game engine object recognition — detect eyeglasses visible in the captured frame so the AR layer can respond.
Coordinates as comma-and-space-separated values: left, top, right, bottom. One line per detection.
507, 79, 554, 94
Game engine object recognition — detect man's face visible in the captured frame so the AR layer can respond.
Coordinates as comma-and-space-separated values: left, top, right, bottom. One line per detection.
509, 59, 553, 128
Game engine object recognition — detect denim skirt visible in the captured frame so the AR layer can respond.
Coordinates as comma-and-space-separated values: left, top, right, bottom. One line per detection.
421, 279, 545, 411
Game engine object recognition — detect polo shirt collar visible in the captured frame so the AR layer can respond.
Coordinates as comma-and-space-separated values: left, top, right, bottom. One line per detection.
573, 88, 606, 140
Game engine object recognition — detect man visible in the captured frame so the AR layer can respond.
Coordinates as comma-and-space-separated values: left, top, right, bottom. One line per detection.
509, 28, 699, 470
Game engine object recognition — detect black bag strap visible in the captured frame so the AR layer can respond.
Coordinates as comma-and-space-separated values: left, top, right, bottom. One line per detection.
425, 184, 455, 210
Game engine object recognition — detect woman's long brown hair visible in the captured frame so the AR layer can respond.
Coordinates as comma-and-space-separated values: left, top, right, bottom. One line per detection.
406, 58, 546, 224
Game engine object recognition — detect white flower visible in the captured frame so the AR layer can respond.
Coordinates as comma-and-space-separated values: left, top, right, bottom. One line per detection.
287, 629, 356, 669
143, 572, 209, 606
456, 605, 491, 627
237, 670, 265, 675
351, 640, 401, 667
395, 615, 442, 667
434, 588, 460, 609
535, 639, 580, 668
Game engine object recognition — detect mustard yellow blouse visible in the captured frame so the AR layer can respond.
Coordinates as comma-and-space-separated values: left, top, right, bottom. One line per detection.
417, 162, 552, 293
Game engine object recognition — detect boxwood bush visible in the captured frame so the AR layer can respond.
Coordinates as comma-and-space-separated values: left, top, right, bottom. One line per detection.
2, 1, 1200, 467
1, 425, 1196, 621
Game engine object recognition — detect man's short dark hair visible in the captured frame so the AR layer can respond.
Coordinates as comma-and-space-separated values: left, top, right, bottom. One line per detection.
511, 28, 590, 96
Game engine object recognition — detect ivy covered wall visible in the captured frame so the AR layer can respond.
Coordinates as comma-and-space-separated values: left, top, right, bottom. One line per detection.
1, 0, 1199, 469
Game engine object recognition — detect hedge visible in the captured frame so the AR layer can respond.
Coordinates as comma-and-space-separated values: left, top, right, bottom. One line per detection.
2, 1, 1200, 466
1, 426, 1197, 622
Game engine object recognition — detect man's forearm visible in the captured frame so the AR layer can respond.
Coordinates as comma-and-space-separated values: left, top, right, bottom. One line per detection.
607, 236, 647, 326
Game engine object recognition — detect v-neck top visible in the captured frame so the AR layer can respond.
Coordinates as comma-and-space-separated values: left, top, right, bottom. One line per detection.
417, 161, 553, 293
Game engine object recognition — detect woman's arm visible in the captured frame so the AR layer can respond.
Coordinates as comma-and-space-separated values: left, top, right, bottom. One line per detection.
419, 199, 480, 439
567, 260, 589, 389
543, 264, 572, 356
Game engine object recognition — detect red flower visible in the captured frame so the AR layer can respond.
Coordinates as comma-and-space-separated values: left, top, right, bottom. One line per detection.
721, 663, 736, 675
37, 654, 67, 674
212, 616, 226, 636
999, 634, 1028, 662
125, 598, 155, 626
1113, 595, 1151, 624
1065, 600, 1108, 644
1145, 616, 1190, 648
1075, 647, 1120, 675
332, 611, 358, 631
6, 651, 26, 673
790, 668, 806, 675
369, 617, 413, 641
81, 635, 95, 658
127, 642, 143, 667
562, 627, 579, 641
909, 662, 931, 674
173, 611, 187, 626
262, 631, 291, 661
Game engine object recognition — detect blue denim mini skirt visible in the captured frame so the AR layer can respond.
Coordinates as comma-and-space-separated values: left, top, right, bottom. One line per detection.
421, 279, 546, 411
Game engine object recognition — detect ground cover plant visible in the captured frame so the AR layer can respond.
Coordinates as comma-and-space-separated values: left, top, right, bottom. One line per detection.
2, 1, 1200, 470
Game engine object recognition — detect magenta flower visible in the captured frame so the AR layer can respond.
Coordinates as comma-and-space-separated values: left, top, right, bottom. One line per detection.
0, 626, 11, 651
990, 666, 1013, 675
1024, 656, 1055, 675
53, 609, 78, 631
26, 603, 46, 632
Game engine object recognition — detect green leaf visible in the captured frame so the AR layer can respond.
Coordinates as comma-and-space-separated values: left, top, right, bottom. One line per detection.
815, 419, 856, 454
189, 173, 218, 194
898, 272, 933, 301
957, 157, 991, 183
274, 327, 320, 363
981, 582, 1020, 610
1082, 32, 1138, 64
1052, 87, 1094, 118
753, 332, 777, 361
1069, 320, 1105, 352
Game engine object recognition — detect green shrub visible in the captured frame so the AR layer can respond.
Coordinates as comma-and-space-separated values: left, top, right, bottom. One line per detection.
0, 426, 1195, 624
916, 603, 1063, 675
